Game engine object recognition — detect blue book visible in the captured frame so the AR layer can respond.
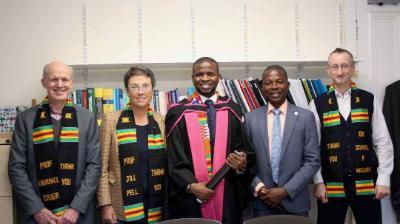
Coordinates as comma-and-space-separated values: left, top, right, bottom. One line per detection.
118, 88, 124, 110
113, 88, 119, 111
174, 88, 179, 103
75, 89, 83, 107
316, 79, 328, 94
187, 86, 195, 96
311, 80, 321, 96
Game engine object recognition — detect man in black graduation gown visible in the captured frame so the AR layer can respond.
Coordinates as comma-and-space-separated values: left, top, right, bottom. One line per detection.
165, 57, 254, 224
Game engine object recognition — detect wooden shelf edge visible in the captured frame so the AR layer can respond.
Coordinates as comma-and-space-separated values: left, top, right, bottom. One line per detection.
0, 133, 12, 138
0, 133, 12, 145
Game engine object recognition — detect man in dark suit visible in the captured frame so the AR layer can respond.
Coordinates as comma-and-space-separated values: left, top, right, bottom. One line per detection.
383, 80, 400, 220
245, 65, 320, 217
8, 61, 101, 224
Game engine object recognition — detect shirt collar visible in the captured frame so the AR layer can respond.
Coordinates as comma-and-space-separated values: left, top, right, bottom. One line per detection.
335, 88, 351, 98
267, 100, 288, 115
199, 93, 218, 104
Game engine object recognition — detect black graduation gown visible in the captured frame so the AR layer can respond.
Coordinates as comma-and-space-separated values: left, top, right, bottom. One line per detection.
383, 80, 400, 219
164, 96, 255, 224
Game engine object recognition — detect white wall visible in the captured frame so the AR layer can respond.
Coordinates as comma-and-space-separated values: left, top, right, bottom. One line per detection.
0, 0, 345, 106
354, 0, 400, 104
0, 1, 83, 106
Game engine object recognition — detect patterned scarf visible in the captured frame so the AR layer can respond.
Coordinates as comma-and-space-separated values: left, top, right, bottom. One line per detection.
321, 82, 376, 198
116, 106, 166, 223
32, 98, 78, 216
187, 91, 218, 177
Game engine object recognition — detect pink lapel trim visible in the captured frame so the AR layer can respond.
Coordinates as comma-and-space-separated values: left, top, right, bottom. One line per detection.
185, 109, 228, 221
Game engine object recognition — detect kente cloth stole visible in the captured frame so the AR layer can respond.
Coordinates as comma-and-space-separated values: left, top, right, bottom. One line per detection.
322, 83, 375, 198
322, 82, 369, 128
197, 111, 213, 177
32, 98, 78, 216
187, 91, 215, 177
185, 104, 228, 221
116, 107, 165, 223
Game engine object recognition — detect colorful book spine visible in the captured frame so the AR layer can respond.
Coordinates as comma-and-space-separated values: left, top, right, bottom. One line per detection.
94, 88, 103, 126
86, 88, 94, 113
118, 88, 124, 110
75, 89, 83, 107
187, 86, 195, 96
102, 88, 114, 113
113, 88, 119, 111
122, 91, 129, 109
82, 89, 88, 109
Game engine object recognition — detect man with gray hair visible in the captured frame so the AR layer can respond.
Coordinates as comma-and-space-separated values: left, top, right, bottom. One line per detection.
310, 48, 394, 224
9, 61, 101, 224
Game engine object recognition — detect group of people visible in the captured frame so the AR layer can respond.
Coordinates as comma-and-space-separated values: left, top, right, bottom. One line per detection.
8, 48, 394, 224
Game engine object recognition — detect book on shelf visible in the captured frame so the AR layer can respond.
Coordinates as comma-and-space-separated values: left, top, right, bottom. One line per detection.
86, 88, 95, 113
94, 88, 103, 126
102, 88, 114, 114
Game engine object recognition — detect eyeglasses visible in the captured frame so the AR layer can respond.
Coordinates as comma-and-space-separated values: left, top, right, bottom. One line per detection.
127, 84, 152, 93
328, 64, 352, 72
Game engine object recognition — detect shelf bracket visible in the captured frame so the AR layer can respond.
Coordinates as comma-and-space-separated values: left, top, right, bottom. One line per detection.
297, 64, 304, 79
245, 64, 250, 79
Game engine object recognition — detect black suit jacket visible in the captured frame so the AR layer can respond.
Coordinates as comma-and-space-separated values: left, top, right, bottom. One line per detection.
383, 80, 400, 218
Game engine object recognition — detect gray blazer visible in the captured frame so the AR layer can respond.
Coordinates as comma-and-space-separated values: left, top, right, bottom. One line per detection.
244, 103, 320, 214
8, 105, 101, 223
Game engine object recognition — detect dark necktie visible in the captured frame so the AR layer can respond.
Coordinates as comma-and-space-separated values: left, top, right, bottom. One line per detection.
205, 99, 216, 149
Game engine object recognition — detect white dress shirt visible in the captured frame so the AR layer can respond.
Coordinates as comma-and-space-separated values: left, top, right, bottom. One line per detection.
199, 93, 218, 104
309, 88, 394, 187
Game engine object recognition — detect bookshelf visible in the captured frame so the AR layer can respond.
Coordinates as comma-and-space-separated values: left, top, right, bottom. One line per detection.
69, 60, 338, 116
71, 60, 329, 70
70, 60, 331, 90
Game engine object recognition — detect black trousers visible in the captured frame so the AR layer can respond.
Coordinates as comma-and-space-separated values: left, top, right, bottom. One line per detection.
317, 176, 382, 224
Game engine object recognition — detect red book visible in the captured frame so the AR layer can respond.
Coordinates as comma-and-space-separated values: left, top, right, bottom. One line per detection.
82, 89, 88, 109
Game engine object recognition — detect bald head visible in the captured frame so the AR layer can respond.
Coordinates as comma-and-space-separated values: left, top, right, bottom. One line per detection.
42, 61, 73, 80
41, 61, 74, 103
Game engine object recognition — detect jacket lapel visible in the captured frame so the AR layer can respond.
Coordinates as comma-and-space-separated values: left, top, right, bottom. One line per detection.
258, 106, 271, 165
280, 103, 298, 161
